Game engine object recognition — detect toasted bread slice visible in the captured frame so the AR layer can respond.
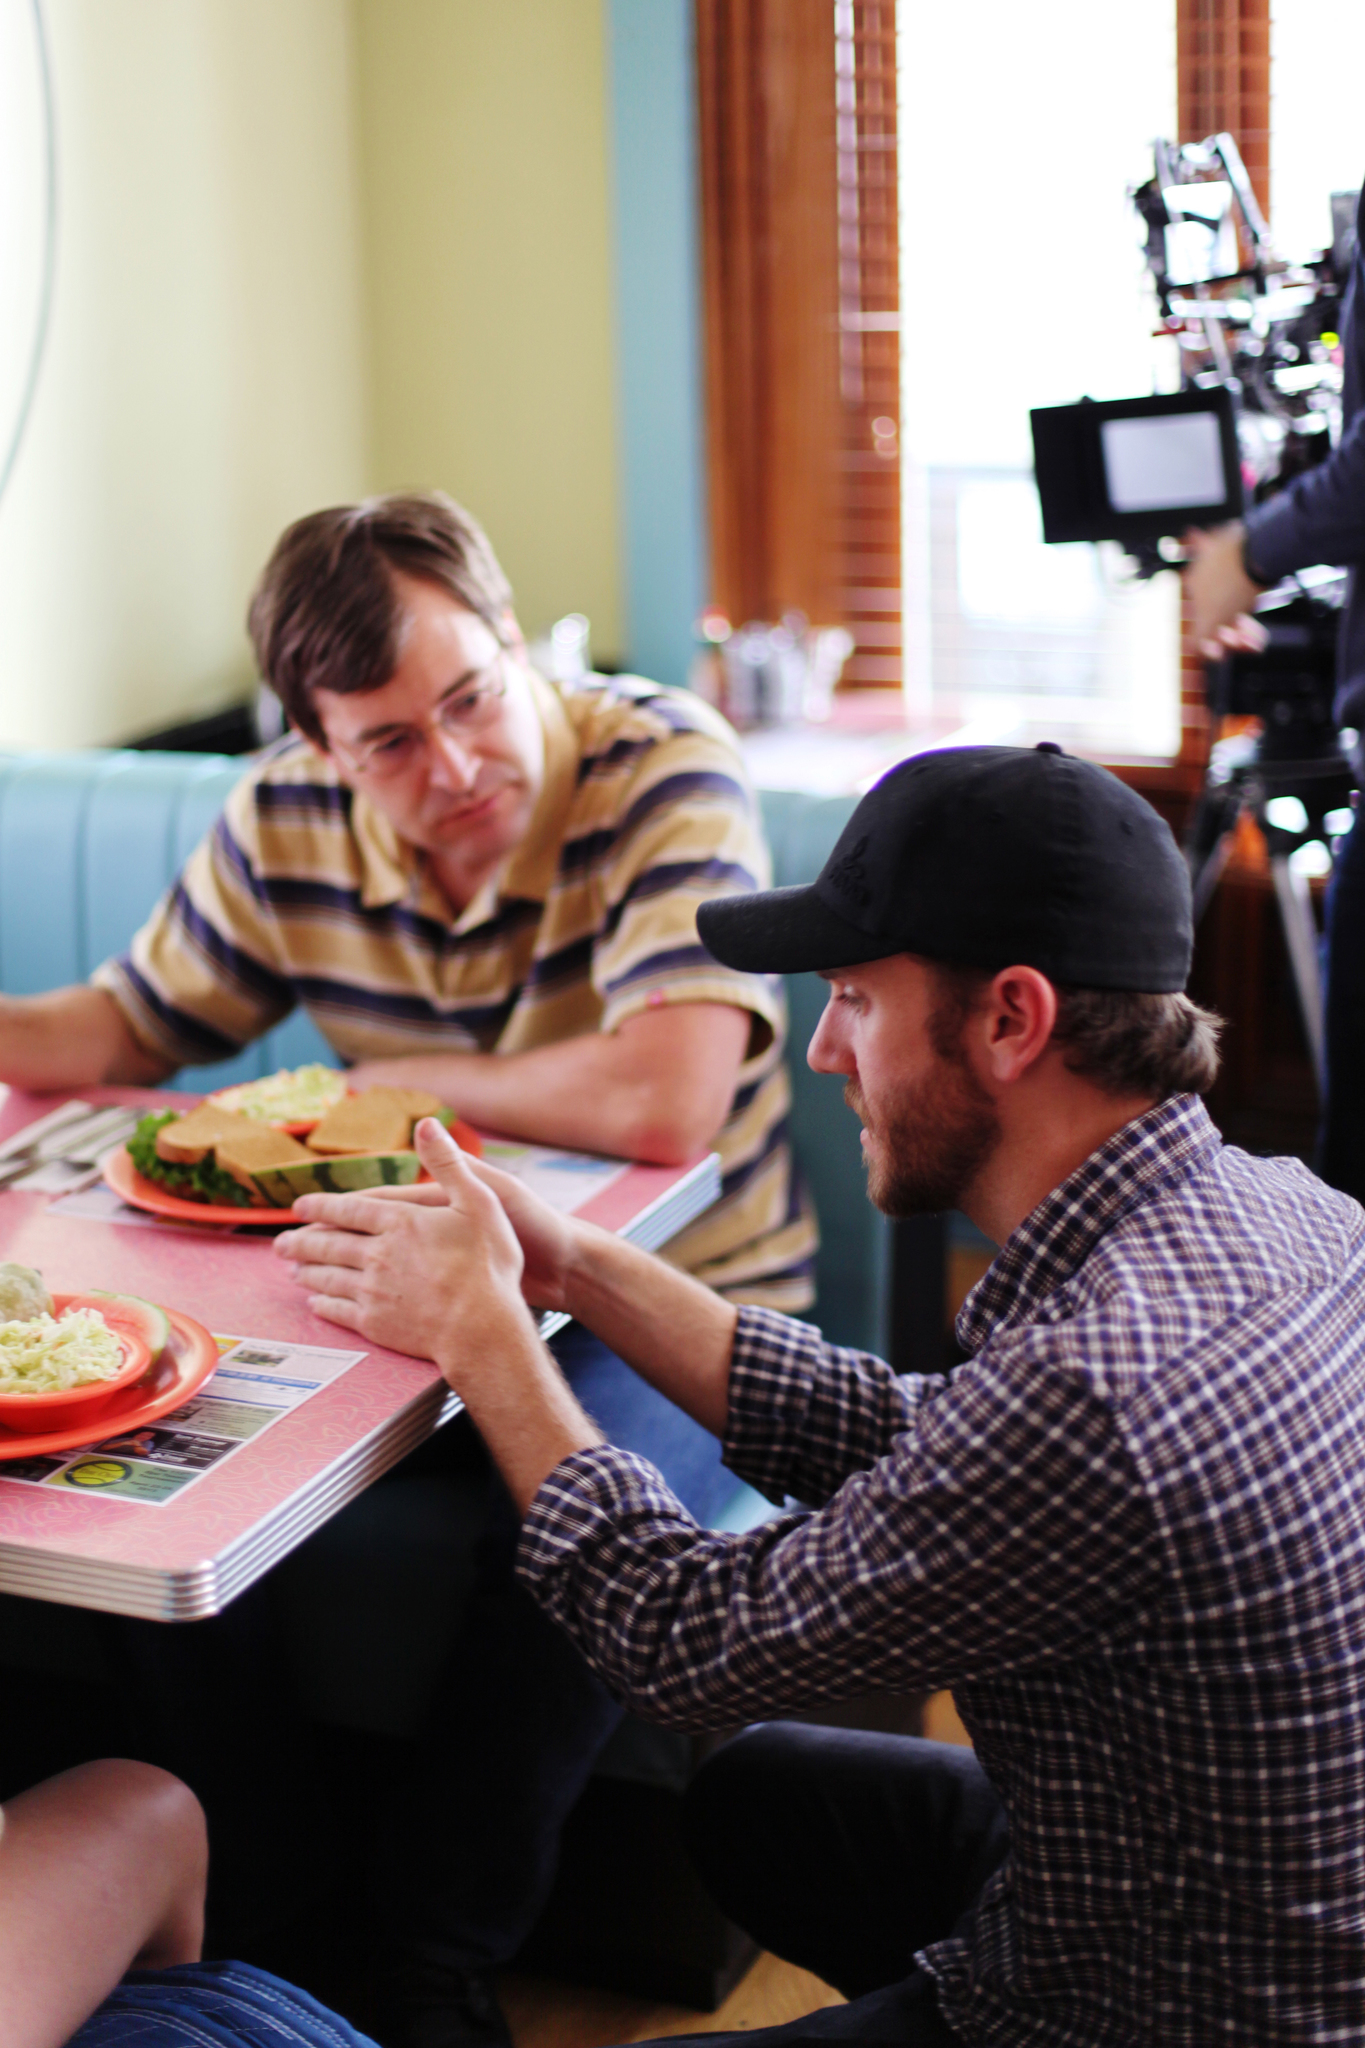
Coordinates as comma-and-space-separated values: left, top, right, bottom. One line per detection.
306, 1089, 417, 1157
155, 1104, 256, 1166
387, 1088, 450, 1124
213, 1125, 316, 1198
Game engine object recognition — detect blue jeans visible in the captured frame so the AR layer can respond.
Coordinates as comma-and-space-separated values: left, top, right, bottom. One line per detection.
371, 1320, 735, 1978
69, 1962, 378, 2048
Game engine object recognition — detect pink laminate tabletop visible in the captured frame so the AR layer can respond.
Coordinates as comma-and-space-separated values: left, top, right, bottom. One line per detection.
0, 1087, 719, 1620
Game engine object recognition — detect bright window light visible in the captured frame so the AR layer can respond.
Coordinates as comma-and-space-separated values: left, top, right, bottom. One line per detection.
1270, 4, 1365, 267
897, 0, 1180, 757
956, 479, 1102, 625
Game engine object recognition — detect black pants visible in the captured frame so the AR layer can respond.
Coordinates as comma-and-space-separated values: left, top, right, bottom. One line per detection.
370, 1322, 739, 1979
1321, 805, 1365, 1203
669, 1722, 1010, 2047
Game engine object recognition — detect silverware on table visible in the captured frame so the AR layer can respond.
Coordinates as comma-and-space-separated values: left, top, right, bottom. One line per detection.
0, 1103, 143, 1193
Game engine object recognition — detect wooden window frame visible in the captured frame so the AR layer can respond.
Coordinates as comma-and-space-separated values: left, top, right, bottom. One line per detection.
694, 0, 901, 685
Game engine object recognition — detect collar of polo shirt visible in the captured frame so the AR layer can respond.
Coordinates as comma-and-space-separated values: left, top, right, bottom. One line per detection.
347, 666, 580, 927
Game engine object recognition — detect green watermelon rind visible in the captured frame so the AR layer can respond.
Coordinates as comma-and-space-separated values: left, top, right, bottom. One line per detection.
86, 1291, 174, 1364
250, 1152, 423, 1205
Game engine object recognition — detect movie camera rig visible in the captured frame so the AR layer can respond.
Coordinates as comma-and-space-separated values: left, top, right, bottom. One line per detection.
1031, 134, 1359, 1084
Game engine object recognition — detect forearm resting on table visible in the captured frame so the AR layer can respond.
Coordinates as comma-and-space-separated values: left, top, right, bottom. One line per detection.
350, 1001, 751, 1164
0, 986, 171, 1092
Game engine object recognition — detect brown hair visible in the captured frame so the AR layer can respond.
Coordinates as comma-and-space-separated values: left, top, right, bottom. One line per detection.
930, 963, 1222, 1100
247, 492, 514, 746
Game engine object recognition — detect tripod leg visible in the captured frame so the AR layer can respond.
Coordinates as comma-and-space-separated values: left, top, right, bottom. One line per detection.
1186, 785, 1243, 924
1270, 854, 1326, 1094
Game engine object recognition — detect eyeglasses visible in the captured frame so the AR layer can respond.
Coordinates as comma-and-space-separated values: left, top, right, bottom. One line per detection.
330, 658, 509, 780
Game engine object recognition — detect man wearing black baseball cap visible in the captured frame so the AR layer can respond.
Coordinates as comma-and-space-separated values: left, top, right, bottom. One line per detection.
279, 745, 1365, 2046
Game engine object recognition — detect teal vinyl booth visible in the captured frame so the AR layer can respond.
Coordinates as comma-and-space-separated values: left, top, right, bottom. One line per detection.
0, 748, 890, 2005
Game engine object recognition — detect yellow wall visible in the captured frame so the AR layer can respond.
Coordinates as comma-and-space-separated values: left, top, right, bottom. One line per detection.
0, 0, 369, 749
353, 0, 622, 657
0, 0, 623, 750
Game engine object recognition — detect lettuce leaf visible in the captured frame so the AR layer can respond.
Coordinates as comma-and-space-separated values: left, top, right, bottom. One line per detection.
127, 1111, 257, 1208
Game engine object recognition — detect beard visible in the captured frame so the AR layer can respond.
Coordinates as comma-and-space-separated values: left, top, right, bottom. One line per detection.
846, 1027, 1000, 1219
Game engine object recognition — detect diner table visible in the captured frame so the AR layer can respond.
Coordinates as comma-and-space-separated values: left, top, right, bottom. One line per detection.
0, 1085, 720, 1624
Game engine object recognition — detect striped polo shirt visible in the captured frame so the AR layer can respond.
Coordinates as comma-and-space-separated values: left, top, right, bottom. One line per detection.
95, 671, 817, 1309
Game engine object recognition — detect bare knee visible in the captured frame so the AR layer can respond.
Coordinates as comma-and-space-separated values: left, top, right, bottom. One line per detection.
38, 1760, 208, 1960
67, 1758, 204, 1851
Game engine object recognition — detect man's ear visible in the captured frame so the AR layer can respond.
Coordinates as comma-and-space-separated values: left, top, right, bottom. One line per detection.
976, 967, 1058, 1086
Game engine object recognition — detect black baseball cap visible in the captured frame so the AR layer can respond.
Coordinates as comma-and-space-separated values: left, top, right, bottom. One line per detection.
699, 744, 1192, 991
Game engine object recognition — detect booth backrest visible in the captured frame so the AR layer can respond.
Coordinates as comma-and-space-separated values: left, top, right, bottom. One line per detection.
0, 752, 886, 1351
0, 750, 336, 1092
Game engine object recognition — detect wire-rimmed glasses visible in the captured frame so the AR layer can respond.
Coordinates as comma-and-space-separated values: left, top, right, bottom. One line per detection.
330, 657, 510, 780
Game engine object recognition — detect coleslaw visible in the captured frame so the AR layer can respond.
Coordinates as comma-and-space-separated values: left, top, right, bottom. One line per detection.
209, 1064, 348, 1123
0, 1309, 124, 1396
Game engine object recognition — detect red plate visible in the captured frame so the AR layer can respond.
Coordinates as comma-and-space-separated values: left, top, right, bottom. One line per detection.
0, 1307, 220, 1459
102, 1145, 301, 1226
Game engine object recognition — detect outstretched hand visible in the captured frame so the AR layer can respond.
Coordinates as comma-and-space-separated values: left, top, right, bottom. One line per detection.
274, 1118, 552, 1367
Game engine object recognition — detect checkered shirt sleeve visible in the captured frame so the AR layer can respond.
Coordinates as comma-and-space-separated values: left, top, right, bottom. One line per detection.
518, 1302, 1160, 1729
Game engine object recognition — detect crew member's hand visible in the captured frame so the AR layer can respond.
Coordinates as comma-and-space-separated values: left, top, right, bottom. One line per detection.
1183, 521, 1269, 656
274, 1118, 534, 1365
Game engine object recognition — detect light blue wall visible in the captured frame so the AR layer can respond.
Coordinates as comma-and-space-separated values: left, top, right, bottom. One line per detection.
604, 0, 708, 688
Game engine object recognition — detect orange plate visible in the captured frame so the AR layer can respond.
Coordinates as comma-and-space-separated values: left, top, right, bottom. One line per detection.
0, 1295, 153, 1435
102, 1146, 301, 1226
100, 1121, 483, 1229
0, 1307, 220, 1460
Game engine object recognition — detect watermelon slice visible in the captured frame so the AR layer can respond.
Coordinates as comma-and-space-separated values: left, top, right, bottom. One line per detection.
250, 1151, 423, 1206
86, 1291, 174, 1365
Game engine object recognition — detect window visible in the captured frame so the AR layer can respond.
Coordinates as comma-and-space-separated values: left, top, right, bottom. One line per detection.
897, 0, 1182, 759
1270, 4, 1365, 265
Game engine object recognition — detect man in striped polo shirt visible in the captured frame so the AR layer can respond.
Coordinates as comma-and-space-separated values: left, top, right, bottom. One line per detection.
0, 493, 815, 2044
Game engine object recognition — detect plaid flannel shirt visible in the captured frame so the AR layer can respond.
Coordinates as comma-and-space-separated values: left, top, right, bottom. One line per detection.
519, 1095, 1365, 2043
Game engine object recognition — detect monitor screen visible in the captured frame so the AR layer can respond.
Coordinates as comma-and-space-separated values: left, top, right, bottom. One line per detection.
1099, 410, 1227, 514
1031, 387, 1241, 544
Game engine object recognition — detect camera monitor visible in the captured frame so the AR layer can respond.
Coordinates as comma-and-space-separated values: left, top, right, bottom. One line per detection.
1030, 388, 1242, 546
